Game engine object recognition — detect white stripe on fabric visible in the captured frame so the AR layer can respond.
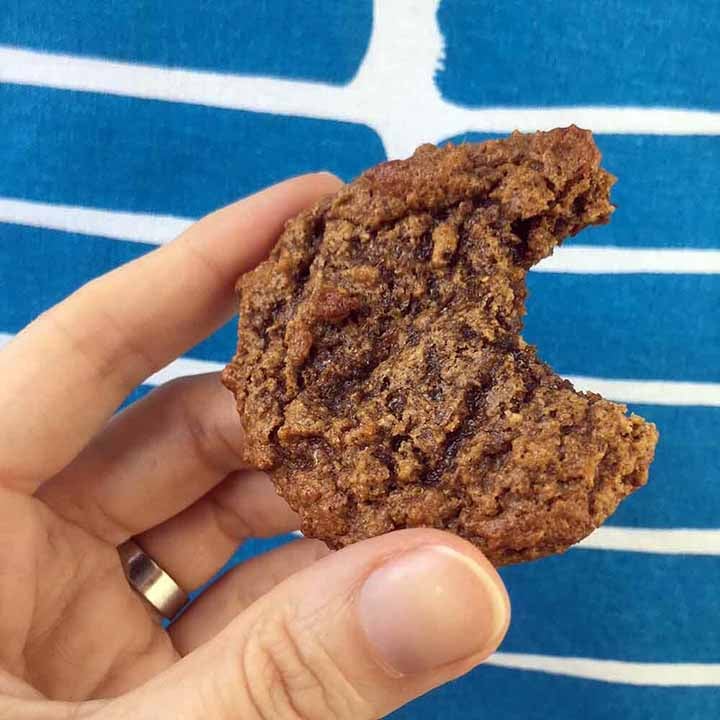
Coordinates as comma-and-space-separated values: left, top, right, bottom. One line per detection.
578, 527, 720, 555
535, 246, 720, 275
3, 38, 720, 159
3, 197, 720, 275
487, 653, 720, 686
565, 376, 720, 407
0, 197, 193, 245
144, 356, 224, 386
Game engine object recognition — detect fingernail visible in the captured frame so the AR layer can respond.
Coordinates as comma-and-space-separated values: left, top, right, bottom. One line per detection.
357, 545, 508, 676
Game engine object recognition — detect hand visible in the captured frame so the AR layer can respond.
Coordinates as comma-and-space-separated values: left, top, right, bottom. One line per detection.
0, 173, 510, 720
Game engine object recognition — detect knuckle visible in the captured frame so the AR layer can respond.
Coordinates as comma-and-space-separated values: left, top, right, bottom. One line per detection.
236, 611, 371, 720
44, 294, 158, 387
205, 490, 252, 545
169, 378, 245, 474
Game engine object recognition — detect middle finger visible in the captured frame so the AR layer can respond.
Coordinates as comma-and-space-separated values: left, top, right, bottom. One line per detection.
38, 372, 263, 544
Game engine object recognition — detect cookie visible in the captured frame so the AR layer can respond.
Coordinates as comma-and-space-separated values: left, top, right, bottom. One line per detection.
223, 126, 658, 566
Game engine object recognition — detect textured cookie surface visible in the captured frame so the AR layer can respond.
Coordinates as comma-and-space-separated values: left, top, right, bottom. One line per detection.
223, 127, 658, 566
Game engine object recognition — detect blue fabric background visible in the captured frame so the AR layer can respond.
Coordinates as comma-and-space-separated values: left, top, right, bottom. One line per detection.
1, 1, 719, 718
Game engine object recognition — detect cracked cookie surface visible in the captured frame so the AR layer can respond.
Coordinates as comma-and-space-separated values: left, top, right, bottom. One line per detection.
223, 126, 658, 566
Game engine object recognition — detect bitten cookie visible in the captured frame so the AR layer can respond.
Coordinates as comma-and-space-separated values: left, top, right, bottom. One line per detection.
223, 126, 658, 566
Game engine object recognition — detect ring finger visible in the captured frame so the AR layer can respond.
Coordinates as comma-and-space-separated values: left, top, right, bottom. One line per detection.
135, 469, 301, 592
39, 370, 302, 591
38, 373, 255, 545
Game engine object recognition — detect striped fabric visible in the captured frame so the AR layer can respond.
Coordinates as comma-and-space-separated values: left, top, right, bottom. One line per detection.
1, 1, 719, 717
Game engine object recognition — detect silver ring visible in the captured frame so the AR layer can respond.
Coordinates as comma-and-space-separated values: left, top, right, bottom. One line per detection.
118, 540, 188, 620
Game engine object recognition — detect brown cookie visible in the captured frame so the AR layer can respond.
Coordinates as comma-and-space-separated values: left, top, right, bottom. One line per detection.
223, 126, 658, 566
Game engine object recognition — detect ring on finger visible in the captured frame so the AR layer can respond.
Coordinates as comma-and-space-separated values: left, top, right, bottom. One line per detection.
118, 539, 189, 620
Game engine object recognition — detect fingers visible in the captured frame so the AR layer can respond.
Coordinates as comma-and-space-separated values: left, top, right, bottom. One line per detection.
170, 538, 330, 654
116, 529, 510, 720
41, 371, 299, 592
39, 373, 251, 545
135, 470, 300, 592
0, 173, 342, 494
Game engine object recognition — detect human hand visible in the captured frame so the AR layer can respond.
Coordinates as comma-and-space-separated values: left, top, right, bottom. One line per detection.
0, 173, 510, 720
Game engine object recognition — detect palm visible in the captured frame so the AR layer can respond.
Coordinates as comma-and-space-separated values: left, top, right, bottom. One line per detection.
0, 489, 176, 700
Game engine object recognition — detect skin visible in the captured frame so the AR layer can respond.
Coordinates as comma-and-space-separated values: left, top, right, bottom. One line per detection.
0, 173, 510, 720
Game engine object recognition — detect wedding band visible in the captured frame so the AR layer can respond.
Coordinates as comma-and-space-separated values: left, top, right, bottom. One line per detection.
118, 539, 188, 620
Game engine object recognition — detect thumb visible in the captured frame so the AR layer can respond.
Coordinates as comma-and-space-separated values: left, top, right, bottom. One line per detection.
117, 529, 510, 720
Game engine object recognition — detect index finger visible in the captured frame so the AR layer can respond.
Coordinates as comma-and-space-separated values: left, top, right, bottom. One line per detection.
0, 172, 341, 494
